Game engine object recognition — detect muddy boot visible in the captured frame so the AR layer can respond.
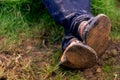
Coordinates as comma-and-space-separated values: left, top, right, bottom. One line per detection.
79, 14, 111, 56
59, 39, 98, 69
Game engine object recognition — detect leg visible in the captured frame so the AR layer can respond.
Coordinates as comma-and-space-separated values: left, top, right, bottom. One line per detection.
42, 1, 111, 56
42, 0, 98, 69
42, 0, 111, 69
42, 0, 93, 50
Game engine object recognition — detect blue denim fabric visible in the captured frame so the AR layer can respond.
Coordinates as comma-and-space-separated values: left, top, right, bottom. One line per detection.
42, 0, 93, 51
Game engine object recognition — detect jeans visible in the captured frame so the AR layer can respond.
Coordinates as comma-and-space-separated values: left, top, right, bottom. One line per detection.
42, 0, 93, 51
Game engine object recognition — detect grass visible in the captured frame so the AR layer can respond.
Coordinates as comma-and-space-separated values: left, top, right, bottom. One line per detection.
0, 0, 119, 45
0, 0, 120, 80
91, 0, 120, 40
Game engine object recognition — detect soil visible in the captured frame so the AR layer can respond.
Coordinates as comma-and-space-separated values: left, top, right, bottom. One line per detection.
83, 41, 120, 80
0, 39, 120, 80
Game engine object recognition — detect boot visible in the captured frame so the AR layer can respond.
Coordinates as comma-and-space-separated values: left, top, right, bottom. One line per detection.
78, 14, 111, 56
59, 39, 98, 69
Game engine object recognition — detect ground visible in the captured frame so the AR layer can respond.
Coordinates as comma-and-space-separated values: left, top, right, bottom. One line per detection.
0, 0, 120, 80
0, 37, 120, 80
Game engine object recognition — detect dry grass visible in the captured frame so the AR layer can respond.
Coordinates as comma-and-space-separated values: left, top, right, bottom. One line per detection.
0, 38, 120, 80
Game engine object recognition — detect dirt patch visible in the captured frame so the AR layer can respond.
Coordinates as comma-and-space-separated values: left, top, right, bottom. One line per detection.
0, 39, 54, 80
0, 38, 120, 80
83, 41, 120, 80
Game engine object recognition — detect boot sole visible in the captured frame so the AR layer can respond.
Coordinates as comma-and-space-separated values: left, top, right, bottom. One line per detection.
60, 42, 98, 69
85, 14, 111, 56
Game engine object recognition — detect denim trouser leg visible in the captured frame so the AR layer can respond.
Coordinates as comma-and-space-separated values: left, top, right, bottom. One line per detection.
42, 0, 93, 51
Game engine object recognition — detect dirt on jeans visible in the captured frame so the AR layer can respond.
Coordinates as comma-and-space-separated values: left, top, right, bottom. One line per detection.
0, 38, 120, 80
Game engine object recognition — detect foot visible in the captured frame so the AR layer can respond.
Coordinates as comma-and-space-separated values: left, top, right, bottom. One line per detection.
59, 39, 98, 69
79, 14, 111, 56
